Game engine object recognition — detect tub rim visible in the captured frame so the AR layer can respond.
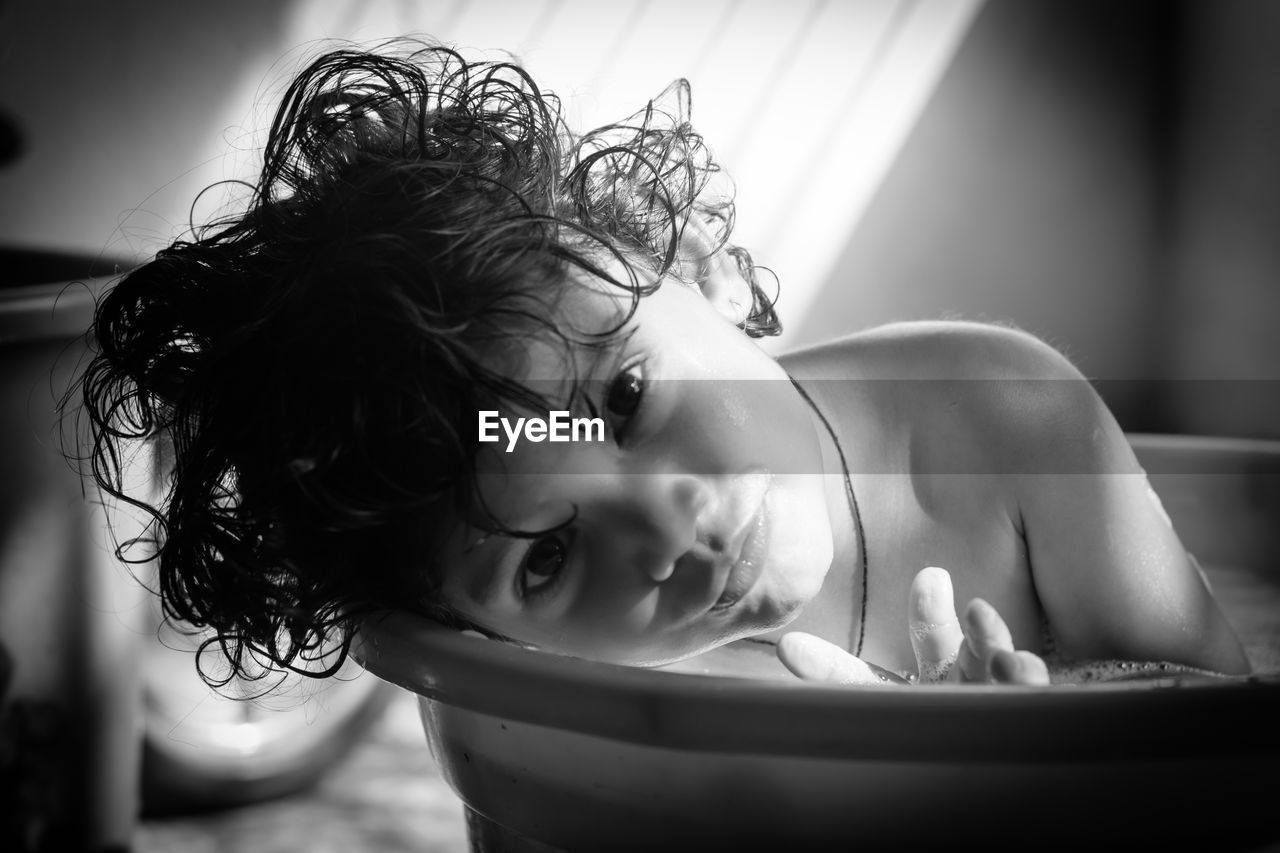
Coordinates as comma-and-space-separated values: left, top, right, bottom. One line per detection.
352, 433, 1280, 763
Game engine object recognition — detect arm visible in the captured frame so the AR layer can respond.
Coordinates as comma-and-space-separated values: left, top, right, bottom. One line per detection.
998, 336, 1251, 674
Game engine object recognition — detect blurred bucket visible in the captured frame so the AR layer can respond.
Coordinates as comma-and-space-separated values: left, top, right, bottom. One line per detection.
0, 249, 142, 852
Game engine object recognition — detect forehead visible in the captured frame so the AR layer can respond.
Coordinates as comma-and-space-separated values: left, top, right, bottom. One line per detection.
466, 278, 633, 472
494, 268, 650, 394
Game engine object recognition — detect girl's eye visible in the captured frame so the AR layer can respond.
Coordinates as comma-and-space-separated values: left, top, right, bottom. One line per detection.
520, 536, 568, 597
606, 364, 645, 435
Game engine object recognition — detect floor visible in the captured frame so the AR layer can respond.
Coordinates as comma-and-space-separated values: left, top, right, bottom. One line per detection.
134, 689, 470, 853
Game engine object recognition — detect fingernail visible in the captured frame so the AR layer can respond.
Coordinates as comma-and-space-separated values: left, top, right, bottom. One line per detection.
777, 632, 825, 677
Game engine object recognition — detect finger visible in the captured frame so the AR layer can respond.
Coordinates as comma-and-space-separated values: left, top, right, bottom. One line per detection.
908, 567, 964, 683
954, 632, 985, 683
777, 632, 883, 685
959, 598, 1016, 682
989, 649, 1051, 686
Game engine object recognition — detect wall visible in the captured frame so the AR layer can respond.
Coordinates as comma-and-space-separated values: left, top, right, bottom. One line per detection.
4, 0, 1276, 437
788, 0, 1167, 430
0, 0, 980, 310
1163, 1, 1280, 438
0, 0, 292, 262
791, 0, 1280, 439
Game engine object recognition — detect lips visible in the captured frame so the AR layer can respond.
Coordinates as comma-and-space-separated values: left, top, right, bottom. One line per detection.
711, 503, 769, 612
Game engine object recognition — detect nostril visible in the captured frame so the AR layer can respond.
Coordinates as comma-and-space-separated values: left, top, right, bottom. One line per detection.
704, 533, 726, 553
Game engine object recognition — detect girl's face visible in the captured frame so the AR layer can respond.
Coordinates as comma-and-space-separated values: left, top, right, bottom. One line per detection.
436, 274, 836, 666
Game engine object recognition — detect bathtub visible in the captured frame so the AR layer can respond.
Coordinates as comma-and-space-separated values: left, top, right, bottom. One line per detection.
353, 434, 1280, 851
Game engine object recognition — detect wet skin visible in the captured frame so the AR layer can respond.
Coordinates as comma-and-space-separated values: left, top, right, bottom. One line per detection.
778, 321, 1249, 679
437, 276, 842, 666
435, 256, 1251, 682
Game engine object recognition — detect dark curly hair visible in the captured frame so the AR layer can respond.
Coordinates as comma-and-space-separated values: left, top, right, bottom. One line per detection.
77, 38, 780, 687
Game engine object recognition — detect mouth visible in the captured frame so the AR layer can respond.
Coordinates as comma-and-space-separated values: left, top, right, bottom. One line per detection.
710, 501, 769, 612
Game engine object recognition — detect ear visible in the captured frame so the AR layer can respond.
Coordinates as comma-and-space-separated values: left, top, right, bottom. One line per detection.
679, 216, 753, 327
700, 246, 754, 327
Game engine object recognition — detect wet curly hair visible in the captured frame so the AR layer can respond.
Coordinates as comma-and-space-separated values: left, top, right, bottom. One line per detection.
77, 38, 780, 686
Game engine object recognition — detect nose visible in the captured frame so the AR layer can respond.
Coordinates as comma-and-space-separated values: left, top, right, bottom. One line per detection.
604, 473, 712, 583
645, 476, 713, 582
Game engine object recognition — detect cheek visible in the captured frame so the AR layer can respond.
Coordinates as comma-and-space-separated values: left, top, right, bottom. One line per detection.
578, 587, 663, 637
541, 581, 663, 649
746, 386, 829, 478
667, 375, 822, 475
544, 576, 725, 664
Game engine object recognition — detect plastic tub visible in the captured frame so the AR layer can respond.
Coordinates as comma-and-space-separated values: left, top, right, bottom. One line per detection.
353, 434, 1280, 851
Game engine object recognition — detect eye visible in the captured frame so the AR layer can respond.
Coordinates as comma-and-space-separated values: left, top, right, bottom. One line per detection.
606, 363, 645, 439
520, 535, 569, 597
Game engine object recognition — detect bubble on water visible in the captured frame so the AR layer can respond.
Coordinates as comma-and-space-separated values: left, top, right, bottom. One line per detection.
1046, 658, 1228, 685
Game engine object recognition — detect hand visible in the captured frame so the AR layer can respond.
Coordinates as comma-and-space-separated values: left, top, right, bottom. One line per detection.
776, 567, 1050, 686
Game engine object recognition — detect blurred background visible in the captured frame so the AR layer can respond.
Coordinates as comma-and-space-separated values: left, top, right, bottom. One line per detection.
2, 0, 1279, 437
1, 0, 1278, 850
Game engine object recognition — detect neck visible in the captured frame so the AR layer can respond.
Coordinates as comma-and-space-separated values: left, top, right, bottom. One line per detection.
758, 377, 864, 653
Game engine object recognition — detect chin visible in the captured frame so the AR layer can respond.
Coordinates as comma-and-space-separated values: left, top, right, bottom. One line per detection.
727, 573, 813, 638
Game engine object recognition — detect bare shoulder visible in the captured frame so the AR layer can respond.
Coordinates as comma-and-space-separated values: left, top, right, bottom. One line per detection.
781, 320, 1081, 382
782, 321, 1117, 474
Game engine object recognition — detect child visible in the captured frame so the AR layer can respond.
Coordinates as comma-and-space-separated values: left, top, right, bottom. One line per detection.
79, 39, 1250, 690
